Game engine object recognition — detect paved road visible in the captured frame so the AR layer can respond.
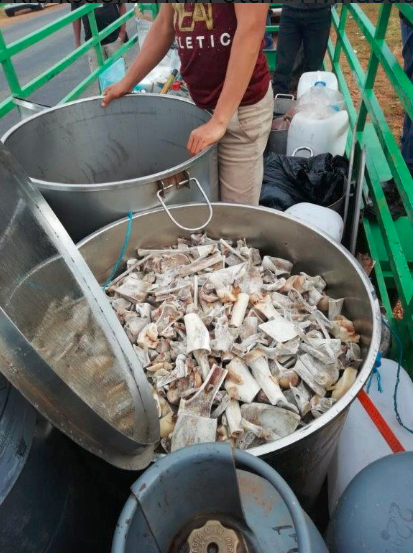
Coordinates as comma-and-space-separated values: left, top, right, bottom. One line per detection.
0, 4, 137, 134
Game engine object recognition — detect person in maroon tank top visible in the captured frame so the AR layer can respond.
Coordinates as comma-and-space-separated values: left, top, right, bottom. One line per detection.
102, 4, 273, 206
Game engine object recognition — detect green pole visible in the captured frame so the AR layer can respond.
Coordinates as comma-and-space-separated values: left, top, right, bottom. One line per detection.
0, 30, 21, 96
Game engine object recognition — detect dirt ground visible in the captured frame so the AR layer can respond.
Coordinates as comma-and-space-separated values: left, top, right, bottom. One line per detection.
331, 4, 404, 141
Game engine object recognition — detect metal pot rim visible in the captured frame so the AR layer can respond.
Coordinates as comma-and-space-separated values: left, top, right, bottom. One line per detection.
78, 203, 382, 457
1, 94, 215, 192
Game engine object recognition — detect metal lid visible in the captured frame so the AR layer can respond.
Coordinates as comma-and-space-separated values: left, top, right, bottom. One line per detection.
0, 144, 159, 469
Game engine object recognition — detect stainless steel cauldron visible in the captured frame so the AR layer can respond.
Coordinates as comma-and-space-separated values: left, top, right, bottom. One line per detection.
2, 95, 218, 241
77, 204, 382, 510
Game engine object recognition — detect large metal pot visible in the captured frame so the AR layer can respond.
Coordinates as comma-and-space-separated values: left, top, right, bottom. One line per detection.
77, 203, 382, 511
2, 95, 219, 241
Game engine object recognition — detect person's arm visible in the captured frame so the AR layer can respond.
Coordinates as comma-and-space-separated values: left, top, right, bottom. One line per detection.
187, 5, 268, 156
118, 2, 127, 42
102, 5, 175, 107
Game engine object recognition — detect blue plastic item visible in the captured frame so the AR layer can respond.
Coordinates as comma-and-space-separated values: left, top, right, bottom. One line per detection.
112, 443, 328, 553
327, 452, 413, 553
99, 58, 126, 93
99, 59, 142, 94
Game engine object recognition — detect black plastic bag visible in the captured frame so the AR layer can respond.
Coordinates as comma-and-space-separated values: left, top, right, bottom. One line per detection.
260, 153, 348, 211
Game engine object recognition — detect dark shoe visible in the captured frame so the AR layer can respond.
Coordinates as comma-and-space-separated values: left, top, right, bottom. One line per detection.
364, 180, 407, 222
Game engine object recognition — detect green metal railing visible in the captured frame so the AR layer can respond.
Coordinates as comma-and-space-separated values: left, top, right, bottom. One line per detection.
0, 3, 139, 118
327, 3, 413, 367
264, 3, 282, 71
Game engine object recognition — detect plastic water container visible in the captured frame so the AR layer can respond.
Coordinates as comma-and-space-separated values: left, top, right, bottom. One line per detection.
287, 109, 349, 157
135, 6, 179, 72
328, 359, 413, 516
286, 203, 344, 243
327, 452, 413, 553
297, 71, 338, 99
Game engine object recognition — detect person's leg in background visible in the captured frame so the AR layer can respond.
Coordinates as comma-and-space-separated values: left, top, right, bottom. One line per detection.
301, 8, 332, 73
87, 47, 102, 96
290, 43, 305, 95
272, 8, 304, 96
218, 85, 274, 205
400, 17, 413, 175
104, 38, 126, 64
88, 39, 126, 95
105, 38, 130, 75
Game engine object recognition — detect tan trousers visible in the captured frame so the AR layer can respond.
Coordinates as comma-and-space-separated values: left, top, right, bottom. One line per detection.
88, 39, 125, 95
218, 83, 274, 205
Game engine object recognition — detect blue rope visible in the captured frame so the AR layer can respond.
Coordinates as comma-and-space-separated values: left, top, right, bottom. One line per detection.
367, 352, 383, 394
382, 319, 413, 435
103, 212, 133, 291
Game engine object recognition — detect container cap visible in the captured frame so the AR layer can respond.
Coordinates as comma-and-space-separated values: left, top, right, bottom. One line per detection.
0, 144, 159, 470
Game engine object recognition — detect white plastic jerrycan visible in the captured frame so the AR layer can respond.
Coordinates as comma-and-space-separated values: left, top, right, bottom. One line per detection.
287, 109, 349, 157
297, 71, 338, 99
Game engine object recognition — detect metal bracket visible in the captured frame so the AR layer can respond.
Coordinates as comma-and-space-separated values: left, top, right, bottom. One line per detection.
157, 170, 192, 197
13, 97, 50, 122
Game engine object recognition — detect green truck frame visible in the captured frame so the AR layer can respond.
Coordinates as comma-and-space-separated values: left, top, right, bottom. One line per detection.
1, 2, 413, 368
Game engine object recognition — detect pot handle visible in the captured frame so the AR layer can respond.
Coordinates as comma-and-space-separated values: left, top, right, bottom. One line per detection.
274, 93, 295, 101
157, 176, 213, 233
292, 146, 314, 158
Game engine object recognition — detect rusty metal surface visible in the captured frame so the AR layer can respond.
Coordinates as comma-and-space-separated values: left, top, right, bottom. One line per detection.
129, 444, 247, 553
112, 444, 328, 552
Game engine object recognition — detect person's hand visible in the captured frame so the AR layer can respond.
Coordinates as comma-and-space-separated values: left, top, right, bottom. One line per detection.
119, 30, 126, 43
187, 118, 228, 156
101, 80, 130, 107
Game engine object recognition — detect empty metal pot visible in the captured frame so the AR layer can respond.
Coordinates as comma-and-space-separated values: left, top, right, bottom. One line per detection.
76, 203, 381, 510
2, 95, 219, 241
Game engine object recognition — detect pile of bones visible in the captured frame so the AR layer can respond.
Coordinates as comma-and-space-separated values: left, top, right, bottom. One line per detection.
106, 234, 361, 453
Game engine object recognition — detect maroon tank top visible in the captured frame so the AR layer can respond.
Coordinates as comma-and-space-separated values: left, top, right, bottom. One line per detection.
173, 4, 270, 110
